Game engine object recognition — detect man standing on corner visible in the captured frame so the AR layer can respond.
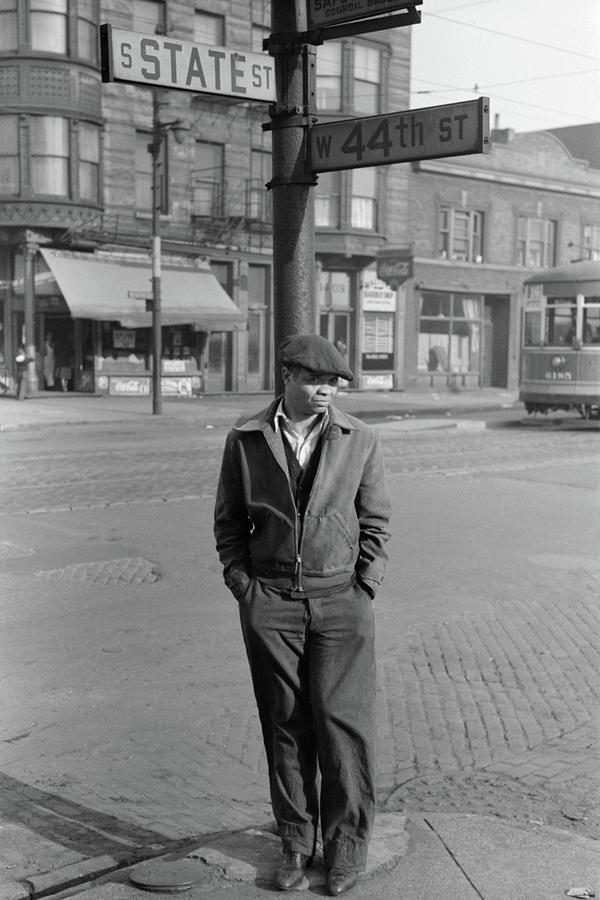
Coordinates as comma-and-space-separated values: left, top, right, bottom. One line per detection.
214, 334, 391, 895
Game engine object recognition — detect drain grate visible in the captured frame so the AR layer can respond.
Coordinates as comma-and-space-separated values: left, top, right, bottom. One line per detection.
35, 557, 161, 585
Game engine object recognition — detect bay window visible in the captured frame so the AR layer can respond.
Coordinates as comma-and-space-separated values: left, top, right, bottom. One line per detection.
0, 0, 17, 51
31, 0, 68, 54
351, 168, 377, 230
353, 44, 381, 115
0, 115, 19, 195
31, 116, 69, 196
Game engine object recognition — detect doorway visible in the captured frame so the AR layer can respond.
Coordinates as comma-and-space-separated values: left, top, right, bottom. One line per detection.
482, 296, 509, 388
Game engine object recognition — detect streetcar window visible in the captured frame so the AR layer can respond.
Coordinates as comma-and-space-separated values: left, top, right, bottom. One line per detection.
544, 301, 575, 345
523, 310, 541, 345
584, 301, 600, 343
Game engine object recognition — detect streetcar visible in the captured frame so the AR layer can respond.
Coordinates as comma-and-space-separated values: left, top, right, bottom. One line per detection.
520, 260, 600, 419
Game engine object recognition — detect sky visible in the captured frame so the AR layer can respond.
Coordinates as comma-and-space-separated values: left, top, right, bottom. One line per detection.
409, 0, 600, 133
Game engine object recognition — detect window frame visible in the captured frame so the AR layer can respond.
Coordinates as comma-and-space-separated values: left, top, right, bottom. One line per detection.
194, 9, 225, 45
0, 0, 18, 52
30, 0, 68, 55
516, 215, 556, 268
192, 140, 225, 217
30, 115, 70, 198
438, 206, 484, 262
0, 113, 19, 196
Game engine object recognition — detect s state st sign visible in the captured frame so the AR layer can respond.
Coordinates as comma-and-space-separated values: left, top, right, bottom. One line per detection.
100, 24, 276, 102
311, 98, 490, 173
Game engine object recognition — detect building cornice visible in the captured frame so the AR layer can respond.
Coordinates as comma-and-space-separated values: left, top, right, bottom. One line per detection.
415, 160, 600, 199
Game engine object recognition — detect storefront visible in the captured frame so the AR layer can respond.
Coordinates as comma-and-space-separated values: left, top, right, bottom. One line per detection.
38, 249, 245, 395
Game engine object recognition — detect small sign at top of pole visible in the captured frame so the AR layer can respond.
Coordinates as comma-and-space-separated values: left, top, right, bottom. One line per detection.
307, 0, 422, 30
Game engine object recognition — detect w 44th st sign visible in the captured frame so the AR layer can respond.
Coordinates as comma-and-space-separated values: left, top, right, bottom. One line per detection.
311, 98, 489, 172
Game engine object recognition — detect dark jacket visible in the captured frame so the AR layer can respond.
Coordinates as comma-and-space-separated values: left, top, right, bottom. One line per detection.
214, 398, 391, 599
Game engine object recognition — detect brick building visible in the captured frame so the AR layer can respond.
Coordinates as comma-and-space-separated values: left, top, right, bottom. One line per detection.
402, 124, 600, 391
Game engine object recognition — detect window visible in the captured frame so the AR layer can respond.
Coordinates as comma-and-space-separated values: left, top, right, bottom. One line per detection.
31, 0, 67, 53
193, 141, 224, 216
194, 10, 224, 44
419, 291, 482, 374
77, 0, 98, 62
251, 24, 268, 53
0, 115, 19, 195
248, 149, 272, 222
78, 122, 100, 203
583, 225, 600, 260
517, 216, 556, 267
439, 207, 484, 262
351, 168, 377, 230
133, 0, 165, 34
135, 130, 167, 213
248, 264, 270, 375
353, 44, 381, 115
0, 1, 18, 52
315, 172, 341, 228
319, 271, 351, 309
316, 41, 342, 111
31, 116, 69, 196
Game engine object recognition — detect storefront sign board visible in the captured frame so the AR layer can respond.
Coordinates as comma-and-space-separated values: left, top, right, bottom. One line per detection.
311, 98, 489, 173
100, 25, 276, 102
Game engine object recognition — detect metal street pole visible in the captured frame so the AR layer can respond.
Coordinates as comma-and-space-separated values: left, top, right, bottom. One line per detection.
269, 0, 316, 393
150, 87, 163, 415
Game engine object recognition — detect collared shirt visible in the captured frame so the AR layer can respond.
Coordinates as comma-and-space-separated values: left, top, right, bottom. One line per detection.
274, 399, 328, 470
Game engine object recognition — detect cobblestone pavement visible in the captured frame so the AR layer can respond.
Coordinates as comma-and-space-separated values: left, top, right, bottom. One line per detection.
0, 425, 597, 515
0, 423, 598, 885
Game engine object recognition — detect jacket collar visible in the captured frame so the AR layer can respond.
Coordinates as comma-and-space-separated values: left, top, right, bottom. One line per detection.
233, 396, 359, 433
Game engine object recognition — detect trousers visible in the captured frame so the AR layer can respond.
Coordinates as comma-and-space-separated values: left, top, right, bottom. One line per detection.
238, 579, 376, 871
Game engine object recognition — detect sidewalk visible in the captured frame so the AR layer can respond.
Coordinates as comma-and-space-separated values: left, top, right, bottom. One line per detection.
0, 386, 520, 432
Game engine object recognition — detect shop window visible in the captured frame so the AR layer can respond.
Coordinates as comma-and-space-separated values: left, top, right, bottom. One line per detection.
319, 270, 351, 309
0, 115, 19, 195
77, 0, 98, 62
353, 44, 381, 115
133, 0, 165, 34
31, 0, 68, 53
439, 207, 484, 262
78, 122, 100, 203
316, 41, 342, 111
31, 116, 69, 196
351, 168, 377, 230
0, 1, 18, 51
516, 216, 556, 268
194, 10, 224, 44
583, 225, 600, 260
418, 291, 482, 374
193, 141, 224, 217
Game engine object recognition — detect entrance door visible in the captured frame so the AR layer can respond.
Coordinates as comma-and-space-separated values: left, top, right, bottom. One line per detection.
320, 312, 351, 366
482, 296, 509, 388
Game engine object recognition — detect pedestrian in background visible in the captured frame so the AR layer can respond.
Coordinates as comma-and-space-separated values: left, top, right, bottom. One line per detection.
15, 345, 32, 400
214, 334, 391, 896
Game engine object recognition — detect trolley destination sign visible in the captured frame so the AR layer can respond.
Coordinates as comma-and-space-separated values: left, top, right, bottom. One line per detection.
311, 98, 490, 173
100, 24, 276, 102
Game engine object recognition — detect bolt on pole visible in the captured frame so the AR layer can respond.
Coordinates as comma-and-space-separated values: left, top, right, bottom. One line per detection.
269, 0, 317, 394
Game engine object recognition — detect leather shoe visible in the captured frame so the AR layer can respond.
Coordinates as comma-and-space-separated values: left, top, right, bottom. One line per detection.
327, 868, 359, 895
275, 851, 311, 890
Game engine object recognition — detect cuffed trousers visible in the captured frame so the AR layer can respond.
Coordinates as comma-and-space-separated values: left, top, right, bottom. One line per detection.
238, 579, 376, 871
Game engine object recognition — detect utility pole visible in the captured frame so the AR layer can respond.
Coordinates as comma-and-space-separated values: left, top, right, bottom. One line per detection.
150, 87, 163, 415
268, 0, 317, 392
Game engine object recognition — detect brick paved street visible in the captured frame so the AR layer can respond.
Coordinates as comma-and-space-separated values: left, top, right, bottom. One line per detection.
0, 420, 598, 887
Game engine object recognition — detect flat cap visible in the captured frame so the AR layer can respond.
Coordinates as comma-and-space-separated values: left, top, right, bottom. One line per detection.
279, 333, 353, 381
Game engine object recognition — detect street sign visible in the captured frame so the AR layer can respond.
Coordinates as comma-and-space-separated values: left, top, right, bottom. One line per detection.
311, 98, 489, 173
100, 25, 276, 102
307, 0, 421, 29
